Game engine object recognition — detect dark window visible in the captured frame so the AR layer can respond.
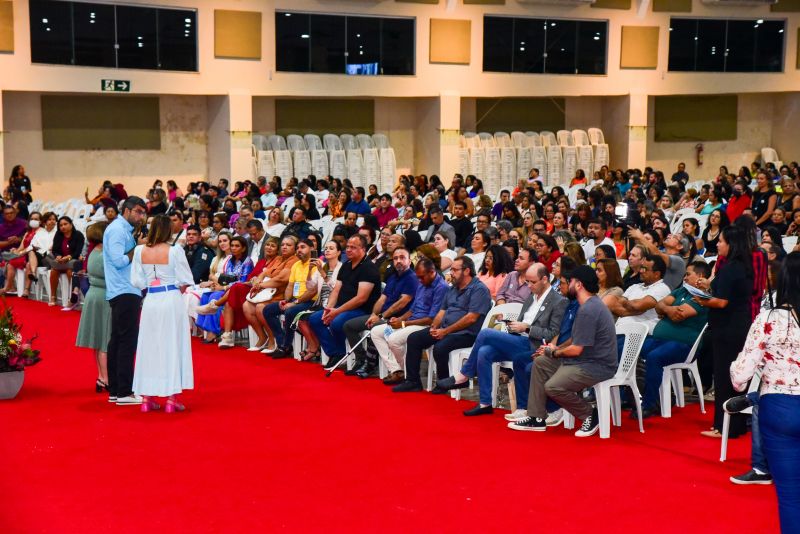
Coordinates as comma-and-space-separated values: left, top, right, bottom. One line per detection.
482, 16, 607, 75
29, 0, 197, 71
668, 17, 784, 73
157, 9, 197, 71
275, 12, 310, 73
276, 11, 415, 75
512, 17, 544, 74
72, 2, 115, 67
115, 6, 158, 70
29, 0, 73, 65
380, 17, 414, 75
484, 16, 513, 72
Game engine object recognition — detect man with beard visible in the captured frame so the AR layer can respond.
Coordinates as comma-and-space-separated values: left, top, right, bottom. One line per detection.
508, 266, 617, 437
342, 247, 419, 377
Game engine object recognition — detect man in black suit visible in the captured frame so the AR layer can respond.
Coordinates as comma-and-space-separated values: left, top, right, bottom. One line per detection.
437, 263, 568, 416
184, 225, 214, 283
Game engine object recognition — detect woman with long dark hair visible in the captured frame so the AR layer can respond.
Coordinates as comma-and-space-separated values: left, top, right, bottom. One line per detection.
693, 225, 754, 439
730, 252, 800, 531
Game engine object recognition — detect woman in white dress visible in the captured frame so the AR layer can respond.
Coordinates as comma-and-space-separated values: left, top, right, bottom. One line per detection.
131, 215, 196, 413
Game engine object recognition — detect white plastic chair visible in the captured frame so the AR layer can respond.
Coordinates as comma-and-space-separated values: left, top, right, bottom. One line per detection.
720, 370, 761, 462
588, 127, 605, 145
557, 130, 574, 147
447, 303, 523, 403
564, 323, 649, 438
659, 324, 708, 418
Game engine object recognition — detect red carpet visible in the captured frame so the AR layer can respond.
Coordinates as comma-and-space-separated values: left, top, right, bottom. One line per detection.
1, 297, 779, 532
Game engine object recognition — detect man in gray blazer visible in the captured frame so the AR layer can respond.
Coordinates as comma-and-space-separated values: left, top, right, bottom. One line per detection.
436, 263, 568, 416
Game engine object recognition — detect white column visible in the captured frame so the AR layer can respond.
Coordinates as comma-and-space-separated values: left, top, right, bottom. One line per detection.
628, 92, 648, 170
439, 90, 461, 186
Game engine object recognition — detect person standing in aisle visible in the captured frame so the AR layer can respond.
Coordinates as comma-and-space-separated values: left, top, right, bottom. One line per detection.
103, 196, 147, 406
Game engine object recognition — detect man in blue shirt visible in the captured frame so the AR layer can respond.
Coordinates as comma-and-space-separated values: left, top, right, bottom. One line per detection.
371, 257, 448, 385
394, 256, 492, 393
103, 196, 147, 405
342, 247, 419, 378
344, 186, 371, 215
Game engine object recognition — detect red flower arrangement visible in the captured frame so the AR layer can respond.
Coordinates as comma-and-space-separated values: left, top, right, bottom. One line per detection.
0, 307, 41, 373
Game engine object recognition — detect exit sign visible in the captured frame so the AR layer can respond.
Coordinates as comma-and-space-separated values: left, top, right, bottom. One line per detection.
101, 79, 130, 92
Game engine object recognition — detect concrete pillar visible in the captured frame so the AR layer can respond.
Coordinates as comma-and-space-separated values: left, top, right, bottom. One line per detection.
207, 92, 253, 183
628, 92, 648, 170
439, 90, 461, 185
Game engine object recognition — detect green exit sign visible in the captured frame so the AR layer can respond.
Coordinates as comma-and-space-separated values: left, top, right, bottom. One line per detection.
101, 79, 131, 92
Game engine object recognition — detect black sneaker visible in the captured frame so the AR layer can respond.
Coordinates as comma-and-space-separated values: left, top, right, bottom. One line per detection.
507, 416, 547, 432
575, 407, 599, 437
724, 395, 754, 414
730, 469, 773, 485
392, 380, 423, 393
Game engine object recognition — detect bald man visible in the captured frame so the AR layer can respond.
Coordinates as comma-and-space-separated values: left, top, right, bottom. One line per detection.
437, 263, 568, 416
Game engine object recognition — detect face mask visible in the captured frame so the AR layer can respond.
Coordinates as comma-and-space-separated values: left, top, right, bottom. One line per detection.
29, 220, 40, 229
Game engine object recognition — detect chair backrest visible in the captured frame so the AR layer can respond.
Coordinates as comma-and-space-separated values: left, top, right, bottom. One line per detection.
614, 323, 649, 380
683, 324, 708, 364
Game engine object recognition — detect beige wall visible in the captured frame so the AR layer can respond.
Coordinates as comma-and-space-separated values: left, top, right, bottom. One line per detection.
3, 92, 209, 200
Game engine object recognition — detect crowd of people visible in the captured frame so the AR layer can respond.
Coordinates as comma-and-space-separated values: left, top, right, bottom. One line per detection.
4, 162, 800, 530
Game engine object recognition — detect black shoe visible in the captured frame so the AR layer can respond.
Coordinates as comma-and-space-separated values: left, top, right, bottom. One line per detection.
435, 376, 470, 391
344, 358, 366, 376
575, 407, 599, 437
629, 406, 658, 420
463, 404, 494, 416
392, 380, 423, 393
724, 395, 754, 414
355, 361, 377, 379
730, 469, 773, 485
507, 416, 547, 432
271, 347, 293, 359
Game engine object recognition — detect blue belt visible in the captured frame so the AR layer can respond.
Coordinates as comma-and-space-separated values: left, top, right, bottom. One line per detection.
148, 284, 179, 293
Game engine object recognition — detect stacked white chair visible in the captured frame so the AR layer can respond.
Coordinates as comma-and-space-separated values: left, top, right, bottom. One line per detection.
304, 134, 323, 151
323, 134, 343, 151
557, 130, 575, 147
478, 132, 496, 148
372, 133, 390, 149
511, 131, 528, 148
356, 134, 374, 150
660, 324, 708, 418
540, 131, 557, 147
268, 135, 287, 152
447, 303, 523, 404
588, 128, 605, 145
572, 130, 590, 146
286, 134, 306, 152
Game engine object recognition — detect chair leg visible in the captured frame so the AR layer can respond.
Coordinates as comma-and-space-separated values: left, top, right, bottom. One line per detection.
690, 362, 706, 414
595, 384, 612, 439
720, 412, 731, 462
660, 369, 673, 418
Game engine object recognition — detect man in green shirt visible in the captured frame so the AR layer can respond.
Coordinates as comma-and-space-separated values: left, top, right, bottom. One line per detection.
633, 261, 710, 419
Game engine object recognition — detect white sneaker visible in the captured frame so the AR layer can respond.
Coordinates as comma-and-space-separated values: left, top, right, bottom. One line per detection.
504, 409, 528, 422
116, 395, 143, 405
218, 332, 235, 349
197, 301, 219, 315
546, 408, 564, 427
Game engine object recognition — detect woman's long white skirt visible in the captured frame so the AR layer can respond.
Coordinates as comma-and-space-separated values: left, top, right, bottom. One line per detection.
132, 290, 194, 397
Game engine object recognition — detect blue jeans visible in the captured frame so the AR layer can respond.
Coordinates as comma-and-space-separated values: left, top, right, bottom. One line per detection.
513, 357, 559, 413
638, 336, 692, 410
308, 309, 366, 358
460, 329, 531, 406
747, 392, 769, 474
262, 301, 314, 348
759, 394, 800, 533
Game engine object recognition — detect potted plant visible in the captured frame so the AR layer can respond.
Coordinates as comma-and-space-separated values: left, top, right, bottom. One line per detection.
0, 306, 41, 399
